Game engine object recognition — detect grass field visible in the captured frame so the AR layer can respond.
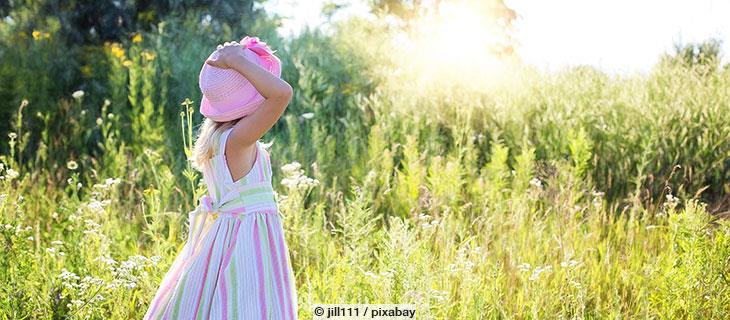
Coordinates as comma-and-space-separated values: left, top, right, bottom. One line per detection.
1, 7, 729, 320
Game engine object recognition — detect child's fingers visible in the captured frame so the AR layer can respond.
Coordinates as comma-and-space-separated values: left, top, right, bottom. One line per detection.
205, 59, 221, 68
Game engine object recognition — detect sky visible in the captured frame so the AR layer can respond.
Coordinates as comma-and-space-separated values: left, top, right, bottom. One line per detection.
262, 0, 730, 75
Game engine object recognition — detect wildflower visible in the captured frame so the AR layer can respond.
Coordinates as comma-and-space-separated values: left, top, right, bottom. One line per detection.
8, 132, 17, 140
83, 219, 101, 234
72, 90, 85, 100
301, 112, 314, 120
570, 280, 582, 289
142, 50, 156, 61
109, 43, 125, 59
67, 160, 78, 170
59, 269, 80, 282
86, 200, 105, 215
32, 30, 41, 40
5, 168, 19, 180
132, 33, 143, 43
123, 60, 133, 67
281, 162, 302, 175
560, 259, 581, 269
663, 193, 680, 212
529, 265, 552, 281
97, 255, 118, 267
96, 117, 103, 125
529, 178, 542, 189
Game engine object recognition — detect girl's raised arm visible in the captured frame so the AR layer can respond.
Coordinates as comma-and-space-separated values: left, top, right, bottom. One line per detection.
205, 42, 293, 148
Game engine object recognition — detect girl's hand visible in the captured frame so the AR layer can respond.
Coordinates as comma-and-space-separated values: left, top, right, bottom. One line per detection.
205, 41, 245, 69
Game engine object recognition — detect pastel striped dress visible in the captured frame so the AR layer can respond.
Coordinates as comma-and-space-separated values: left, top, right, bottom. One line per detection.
144, 128, 298, 320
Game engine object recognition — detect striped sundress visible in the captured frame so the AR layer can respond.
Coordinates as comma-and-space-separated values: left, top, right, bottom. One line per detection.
144, 127, 298, 319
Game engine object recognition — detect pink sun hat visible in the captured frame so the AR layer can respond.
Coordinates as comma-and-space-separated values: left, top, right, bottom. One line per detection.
199, 36, 282, 122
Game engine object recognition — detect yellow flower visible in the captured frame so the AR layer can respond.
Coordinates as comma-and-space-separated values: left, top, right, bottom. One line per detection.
122, 60, 133, 67
32, 30, 41, 40
142, 51, 156, 61
132, 33, 143, 43
109, 43, 125, 59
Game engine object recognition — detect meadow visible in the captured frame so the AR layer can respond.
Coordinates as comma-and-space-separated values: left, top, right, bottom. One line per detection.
1, 7, 729, 320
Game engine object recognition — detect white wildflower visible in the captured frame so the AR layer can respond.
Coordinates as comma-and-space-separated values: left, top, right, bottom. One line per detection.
529, 265, 553, 281
66, 160, 79, 170
281, 162, 302, 175
72, 90, 85, 99
529, 178, 542, 189
663, 193, 680, 212
5, 168, 19, 180
8, 132, 17, 140
280, 161, 319, 191
83, 219, 101, 235
301, 112, 314, 120
560, 259, 581, 269
59, 269, 80, 283
86, 200, 105, 215
97, 255, 118, 267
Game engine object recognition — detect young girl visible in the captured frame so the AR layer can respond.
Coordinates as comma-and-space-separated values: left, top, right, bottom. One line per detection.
144, 36, 297, 320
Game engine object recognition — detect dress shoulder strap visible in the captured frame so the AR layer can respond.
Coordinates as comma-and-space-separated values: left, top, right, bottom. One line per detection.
217, 127, 234, 156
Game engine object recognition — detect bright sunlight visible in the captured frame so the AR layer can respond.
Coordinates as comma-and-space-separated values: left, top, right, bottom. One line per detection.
388, 0, 516, 92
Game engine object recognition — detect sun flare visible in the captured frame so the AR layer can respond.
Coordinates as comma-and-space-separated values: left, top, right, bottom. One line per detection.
389, 0, 515, 92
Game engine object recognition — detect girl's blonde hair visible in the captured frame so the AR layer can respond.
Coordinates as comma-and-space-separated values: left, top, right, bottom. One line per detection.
191, 118, 237, 171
